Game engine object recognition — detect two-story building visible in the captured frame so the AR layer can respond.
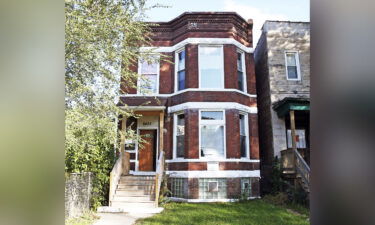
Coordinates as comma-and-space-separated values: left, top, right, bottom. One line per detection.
254, 21, 310, 194
117, 12, 261, 202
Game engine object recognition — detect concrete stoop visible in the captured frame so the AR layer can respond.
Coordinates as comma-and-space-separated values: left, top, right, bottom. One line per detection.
97, 206, 164, 214
98, 175, 164, 215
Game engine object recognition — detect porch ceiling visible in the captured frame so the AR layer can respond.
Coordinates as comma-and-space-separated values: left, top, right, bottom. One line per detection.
273, 97, 310, 118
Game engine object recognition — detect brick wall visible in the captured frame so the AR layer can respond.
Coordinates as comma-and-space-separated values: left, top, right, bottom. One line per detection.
184, 109, 199, 159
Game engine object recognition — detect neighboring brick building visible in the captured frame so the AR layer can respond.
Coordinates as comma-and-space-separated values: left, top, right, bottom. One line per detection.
254, 21, 310, 194
119, 12, 260, 201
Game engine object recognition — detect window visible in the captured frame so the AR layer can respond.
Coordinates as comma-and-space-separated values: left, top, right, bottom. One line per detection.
174, 113, 185, 158
138, 56, 159, 94
285, 52, 301, 80
175, 49, 186, 91
239, 114, 249, 158
199, 178, 227, 199
237, 51, 246, 91
241, 178, 252, 198
200, 111, 225, 158
171, 178, 186, 198
287, 129, 306, 148
199, 46, 224, 88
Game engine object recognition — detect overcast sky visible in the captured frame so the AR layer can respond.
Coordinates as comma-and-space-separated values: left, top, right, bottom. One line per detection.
145, 0, 310, 46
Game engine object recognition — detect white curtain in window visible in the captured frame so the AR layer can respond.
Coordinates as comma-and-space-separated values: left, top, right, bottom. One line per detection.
201, 125, 224, 157
199, 46, 223, 88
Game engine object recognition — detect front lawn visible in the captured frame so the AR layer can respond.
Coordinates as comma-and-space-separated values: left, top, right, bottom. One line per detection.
136, 200, 309, 225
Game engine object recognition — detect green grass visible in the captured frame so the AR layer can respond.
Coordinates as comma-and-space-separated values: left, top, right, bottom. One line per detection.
66, 211, 99, 225
136, 200, 309, 225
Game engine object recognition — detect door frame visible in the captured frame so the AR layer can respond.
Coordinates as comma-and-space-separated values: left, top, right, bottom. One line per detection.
136, 127, 159, 173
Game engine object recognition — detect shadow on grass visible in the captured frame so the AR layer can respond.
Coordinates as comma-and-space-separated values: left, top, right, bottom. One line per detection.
136, 200, 309, 225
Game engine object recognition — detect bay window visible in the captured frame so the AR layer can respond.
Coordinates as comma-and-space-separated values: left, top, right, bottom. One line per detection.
239, 113, 249, 158
200, 110, 225, 158
138, 56, 159, 95
237, 51, 246, 91
175, 49, 186, 91
174, 113, 185, 158
199, 46, 224, 88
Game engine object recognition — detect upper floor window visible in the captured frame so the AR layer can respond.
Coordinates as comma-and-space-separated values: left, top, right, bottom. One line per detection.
175, 49, 186, 91
285, 52, 301, 80
237, 51, 246, 91
199, 46, 224, 89
174, 113, 185, 158
138, 56, 159, 95
200, 110, 225, 158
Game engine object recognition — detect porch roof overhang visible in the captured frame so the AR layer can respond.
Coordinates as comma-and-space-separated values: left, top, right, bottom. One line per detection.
272, 97, 310, 118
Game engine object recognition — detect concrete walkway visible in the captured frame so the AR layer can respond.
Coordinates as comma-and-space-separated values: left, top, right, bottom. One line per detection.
93, 212, 155, 225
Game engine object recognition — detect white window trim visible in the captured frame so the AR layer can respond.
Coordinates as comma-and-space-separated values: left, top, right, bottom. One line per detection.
198, 45, 225, 89
284, 51, 301, 81
237, 49, 247, 92
173, 111, 185, 159
239, 112, 250, 159
174, 48, 186, 92
199, 109, 226, 160
137, 55, 160, 95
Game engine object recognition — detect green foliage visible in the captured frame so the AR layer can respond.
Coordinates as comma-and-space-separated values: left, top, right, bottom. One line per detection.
285, 183, 309, 206
263, 192, 289, 206
66, 210, 99, 225
270, 156, 286, 193
136, 200, 309, 225
65, 0, 162, 208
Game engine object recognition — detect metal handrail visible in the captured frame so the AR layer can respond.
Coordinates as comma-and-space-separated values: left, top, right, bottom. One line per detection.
154, 151, 164, 207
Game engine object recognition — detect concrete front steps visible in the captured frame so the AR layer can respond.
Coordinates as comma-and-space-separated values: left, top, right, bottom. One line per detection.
98, 175, 163, 214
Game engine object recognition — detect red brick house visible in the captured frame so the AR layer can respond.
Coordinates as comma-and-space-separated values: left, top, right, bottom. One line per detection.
114, 12, 260, 205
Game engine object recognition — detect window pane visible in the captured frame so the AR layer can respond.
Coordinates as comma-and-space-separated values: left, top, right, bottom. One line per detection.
286, 53, 296, 66
240, 135, 247, 157
239, 114, 245, 135
237, 53, 243, 72
237, 71, 244, 91
139, 74, 157, 93
176, 114, 185, 158
201, 125, 224, 157
178, 50, 185, 71
178, 70, 185, 90
141, 60, 158, 74
199, 46, 223, 88
201, 111, 223, 120
177, 136, 185, 157
287, 66, 298, 79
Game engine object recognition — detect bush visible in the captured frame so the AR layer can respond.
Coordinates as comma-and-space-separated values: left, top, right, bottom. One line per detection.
263, 192, 289, 206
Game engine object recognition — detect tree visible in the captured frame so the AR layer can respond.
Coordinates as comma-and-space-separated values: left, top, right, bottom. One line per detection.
65, 0, 159, 208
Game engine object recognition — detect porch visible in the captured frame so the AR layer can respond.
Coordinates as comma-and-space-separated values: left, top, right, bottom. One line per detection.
273, 97, 310, 192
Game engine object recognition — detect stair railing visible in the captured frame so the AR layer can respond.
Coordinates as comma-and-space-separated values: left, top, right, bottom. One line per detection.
109, 151, 124, 206
154, 151, 164, 207
293, 149, 310, 190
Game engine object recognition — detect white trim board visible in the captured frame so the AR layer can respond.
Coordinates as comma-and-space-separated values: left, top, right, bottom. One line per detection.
168, 102, 258, 114
165, 158, 260, 163
121, 88, 257, 98
166, 170, 260, 178
140, 38, 254, 53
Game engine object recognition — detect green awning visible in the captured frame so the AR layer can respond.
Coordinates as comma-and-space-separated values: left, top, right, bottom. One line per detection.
273, 97, 310, 118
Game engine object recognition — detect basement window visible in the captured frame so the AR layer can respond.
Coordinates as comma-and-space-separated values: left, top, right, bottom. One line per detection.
241, 178, 252, 198
171, 178, 186, 198
199, 178, 227, 199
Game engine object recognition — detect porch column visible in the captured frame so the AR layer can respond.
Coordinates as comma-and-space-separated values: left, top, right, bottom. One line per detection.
289, 110, 297, 150
159, 111, 164, 155
121, 115, 130, 175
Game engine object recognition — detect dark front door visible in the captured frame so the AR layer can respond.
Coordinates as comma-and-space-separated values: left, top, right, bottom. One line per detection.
139, 130, 156, 171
